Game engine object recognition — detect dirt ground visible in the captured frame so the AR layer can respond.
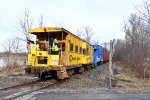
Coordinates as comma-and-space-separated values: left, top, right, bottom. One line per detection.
113, 61, 150, 93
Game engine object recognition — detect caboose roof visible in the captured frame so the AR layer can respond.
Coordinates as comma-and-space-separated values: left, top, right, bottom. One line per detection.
28, 27, 92, 46
29, 27, 62, 33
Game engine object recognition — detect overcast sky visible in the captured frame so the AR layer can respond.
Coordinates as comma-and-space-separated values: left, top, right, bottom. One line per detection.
0, 0, 142, 49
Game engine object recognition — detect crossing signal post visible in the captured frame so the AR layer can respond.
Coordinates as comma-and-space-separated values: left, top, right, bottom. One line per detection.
109, 39, 115, 89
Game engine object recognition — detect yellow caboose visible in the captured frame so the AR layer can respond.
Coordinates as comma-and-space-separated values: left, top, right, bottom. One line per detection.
26, 27, 93, 79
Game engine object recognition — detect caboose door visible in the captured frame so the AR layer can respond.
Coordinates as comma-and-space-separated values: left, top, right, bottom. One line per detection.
60, 42, 67, 66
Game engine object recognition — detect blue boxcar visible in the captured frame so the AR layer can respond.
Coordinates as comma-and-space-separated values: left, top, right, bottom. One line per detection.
93, 45, 103, 67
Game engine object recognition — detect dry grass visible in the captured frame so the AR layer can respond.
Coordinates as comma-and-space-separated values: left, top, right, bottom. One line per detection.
114, 61, 150, 92
12, 67, 25, 75
0, 68, 3, 76
1, 62, 25, 77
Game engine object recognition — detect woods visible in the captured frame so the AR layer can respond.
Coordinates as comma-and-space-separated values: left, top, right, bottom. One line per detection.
114, 0, 150, 78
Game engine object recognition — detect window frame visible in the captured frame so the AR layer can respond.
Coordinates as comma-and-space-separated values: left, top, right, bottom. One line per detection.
75, 45, 78, 53
79, 47, 82, 54
83, 48, 86, 55
70, 43, 74, 52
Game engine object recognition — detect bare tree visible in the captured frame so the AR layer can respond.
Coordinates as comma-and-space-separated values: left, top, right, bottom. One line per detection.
17, 10, 33, 41
2, 39, 13, 53
136, 0, 150, 60
113, 39, 126, 61
54, 22, 67, 28
82, 26, 95, 43
93, 40, 100, 45
122, 13, 150, 77
12, 38, 24, 53
2, 37, 24, 54
39, 14, 45, 27
2, 37, 25, 76
75, 28, 83, 38
74, 26, 95, 43
136, 0, 150, 25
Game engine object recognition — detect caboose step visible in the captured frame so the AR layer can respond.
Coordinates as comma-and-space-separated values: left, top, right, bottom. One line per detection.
57, 67, 68, 79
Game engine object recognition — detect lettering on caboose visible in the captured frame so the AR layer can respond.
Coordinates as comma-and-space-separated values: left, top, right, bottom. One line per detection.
69, 55, 80, 62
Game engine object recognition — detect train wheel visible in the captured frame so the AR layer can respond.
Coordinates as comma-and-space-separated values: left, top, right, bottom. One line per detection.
83, 65, 88, 71
51, 71, 58, 80
74, 68, 80, 74
87, 65, 92, 70
79, 67, 85, 73
38, 72, 46, 80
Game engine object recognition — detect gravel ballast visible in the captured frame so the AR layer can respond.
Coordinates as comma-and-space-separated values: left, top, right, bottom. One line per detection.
43, 63, 118, 95
0, 75, 38, 89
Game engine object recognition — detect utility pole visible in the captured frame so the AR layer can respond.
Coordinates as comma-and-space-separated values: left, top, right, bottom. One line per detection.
109, 39, 115, 89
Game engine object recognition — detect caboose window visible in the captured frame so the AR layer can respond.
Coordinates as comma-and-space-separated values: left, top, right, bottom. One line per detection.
79, 47, 82, 54
62, 42, 65, 52
75, 45, 78, 53
70, 43, 74, 52
83, 49, 86, 55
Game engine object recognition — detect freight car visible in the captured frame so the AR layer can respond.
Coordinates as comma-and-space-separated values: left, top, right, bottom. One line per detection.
103, 48, 109, 63
93, 45, 103, 67
26, 27, 93, 80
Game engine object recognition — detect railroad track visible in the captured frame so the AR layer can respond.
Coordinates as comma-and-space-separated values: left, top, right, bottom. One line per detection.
0, 78, 73, 100
0, 80, 41, 91
0, 66, 95, 100
1, 80, 58, 100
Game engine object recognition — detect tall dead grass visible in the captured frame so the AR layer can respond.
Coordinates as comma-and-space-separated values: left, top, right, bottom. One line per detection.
1, 59, 26, 76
